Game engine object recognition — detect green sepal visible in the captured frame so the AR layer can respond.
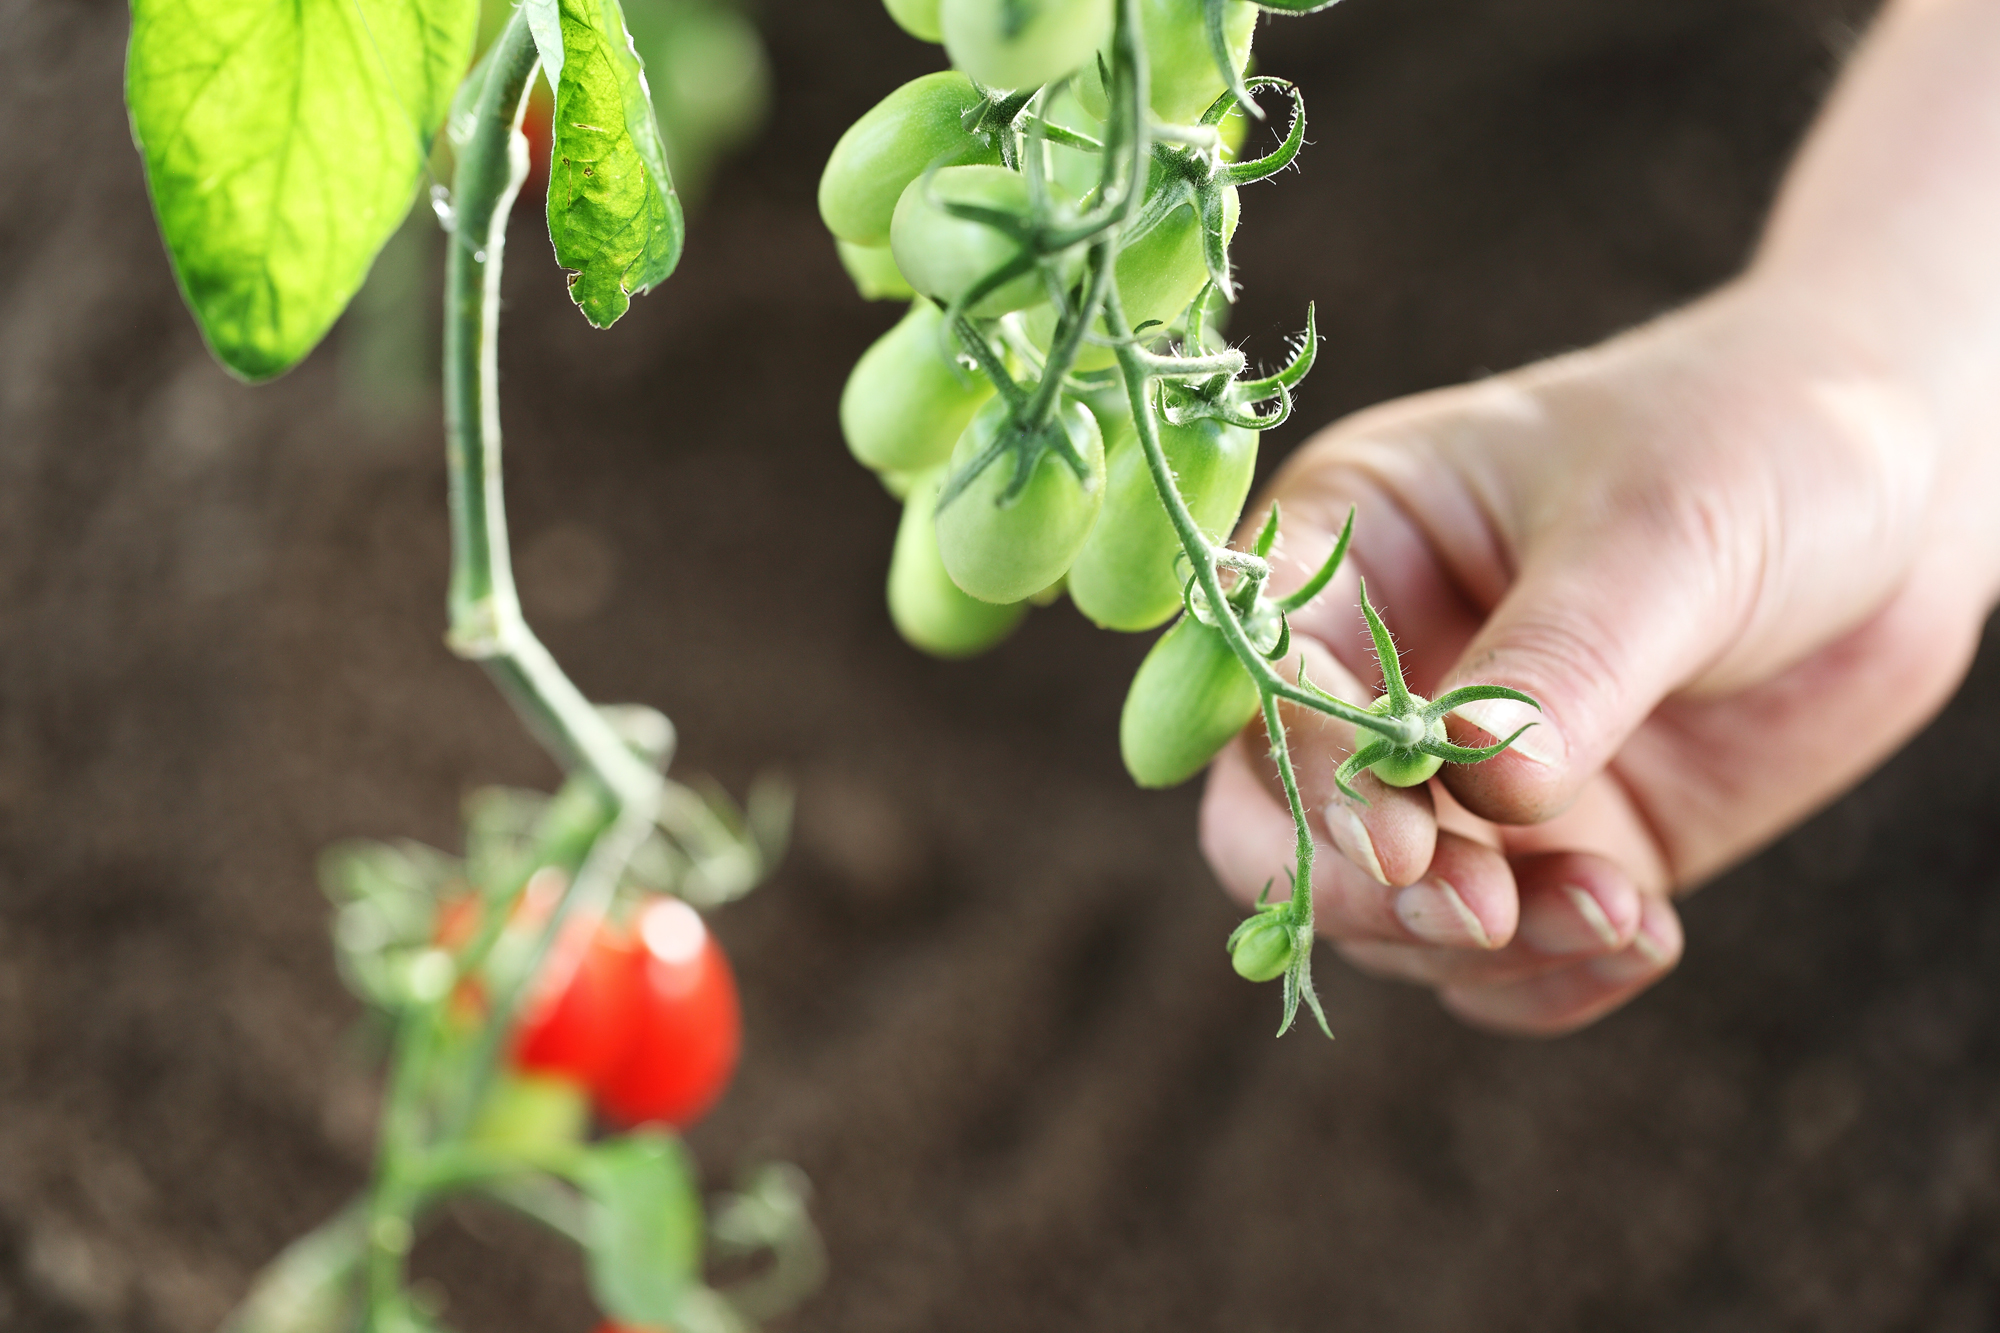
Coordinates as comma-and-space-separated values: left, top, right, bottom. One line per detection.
1420, 729, 1537, 764
1332, 737, 1394, 803
541, 0, 685, 328
1251, 503, 1282, 558
1422, 683, 1541, 719
1275, 505, 1353, 612
1356, 577, 1412, 710
126, 0, 478, 380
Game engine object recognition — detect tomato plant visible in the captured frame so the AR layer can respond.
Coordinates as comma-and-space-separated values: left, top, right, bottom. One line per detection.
822, 3, 1542, 1038
125, 0, 816, 1325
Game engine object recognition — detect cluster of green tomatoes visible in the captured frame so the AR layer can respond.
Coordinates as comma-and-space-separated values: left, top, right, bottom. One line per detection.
818, 0, 1537, 1029
821, 0, 1286, 754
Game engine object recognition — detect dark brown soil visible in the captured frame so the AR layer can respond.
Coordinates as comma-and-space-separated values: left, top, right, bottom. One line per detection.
10, 0, 2000, 1330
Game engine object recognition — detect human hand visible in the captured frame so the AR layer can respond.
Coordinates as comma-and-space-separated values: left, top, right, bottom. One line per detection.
1199, 282, 2000, 1035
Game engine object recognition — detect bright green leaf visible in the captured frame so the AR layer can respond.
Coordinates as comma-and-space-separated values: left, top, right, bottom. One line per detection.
543, 0, 685, 327
579, 1130, 704, 1325
126, 0, 478, 381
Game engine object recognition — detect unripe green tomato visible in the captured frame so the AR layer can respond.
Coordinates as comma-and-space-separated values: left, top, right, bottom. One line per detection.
891, 165, 1077, 318
890, 466, 1028, 657
1230, 916, 1293, 983
1068, 414, 1258, 631
941, 0, 1113, 90
1364, 694, 1449, 787
1021, 185, 1238, 368
1077, 0, 1257, 124
884, 0, 943, 42
935, 394, 1106, 603
837, 239, 915, 301
1120, 613, 1260, 788
468, 1072, 590, 1153
819, 72, 1002, 246
842, 299, 995, 472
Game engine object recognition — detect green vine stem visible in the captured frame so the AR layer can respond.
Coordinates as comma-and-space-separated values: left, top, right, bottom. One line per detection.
443, 8, 665, 818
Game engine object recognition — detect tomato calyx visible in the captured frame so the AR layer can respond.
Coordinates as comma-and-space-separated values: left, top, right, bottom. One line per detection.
936, 364, 1099, 511
1322, 578, 1545, 801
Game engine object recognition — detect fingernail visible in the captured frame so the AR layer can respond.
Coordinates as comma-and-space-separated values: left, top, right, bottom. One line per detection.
1588, 905, 1681, 984
1394, 878, 1493, 949
1519, 884, 1621, 955
1324, 802, 1388, 886
1451, 697, 1565, 769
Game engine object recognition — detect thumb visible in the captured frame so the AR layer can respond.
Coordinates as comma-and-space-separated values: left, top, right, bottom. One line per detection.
1432, 512, 1745, 827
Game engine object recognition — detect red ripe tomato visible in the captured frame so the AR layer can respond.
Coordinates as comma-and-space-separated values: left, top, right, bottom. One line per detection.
436, 871, 645, 1090
595, 897, 741, 1130
512, 908, 643, 1090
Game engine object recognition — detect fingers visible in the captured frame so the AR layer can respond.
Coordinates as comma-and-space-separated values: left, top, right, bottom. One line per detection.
1336, 851, 1641, 986
1202, 742, 1514, 948
1439, 893, 1684, 1037
1339, 857, 1678, 1037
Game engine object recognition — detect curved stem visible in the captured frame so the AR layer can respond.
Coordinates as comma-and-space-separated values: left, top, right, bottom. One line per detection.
443, 10, 662, 817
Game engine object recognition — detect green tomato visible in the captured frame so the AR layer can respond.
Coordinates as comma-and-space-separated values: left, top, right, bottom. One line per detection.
1230, 915, 1292, 983
1364, 695, 1449, 787
1021, 184, 1237, 368
1077, 0, 1257, 124
1120, 613, 1260, 788
837, 239, 915, 301
842, 299, 995, 472
884, 0, 944, 42
891, 165, 1077, 318
935, 393, 1106, 603
468, 1072, 590, 1153
1068, 414, 1258, 631
941, 0, 1113, 90
819, 72, 1002, 246
890, 467, 1029, 657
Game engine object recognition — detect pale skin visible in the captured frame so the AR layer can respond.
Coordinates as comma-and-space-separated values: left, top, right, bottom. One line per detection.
1200, 0, 2000, 1034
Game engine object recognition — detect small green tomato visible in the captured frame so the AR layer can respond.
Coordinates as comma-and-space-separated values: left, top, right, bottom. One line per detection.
837, 239, 914, 301
1229, 915, 1292, 983
1067, 412, 1258, 632
819, 72, 1002, 246
934, 393, 1106, 603
941, 0, 1113, 90
1120, 613, 1260, 788
841, 298, 994, 473
1021, 184, 1237, 368
891, 165, 1078, 317
889, 466, 1028, 657
884, 0, 943, 42
1363, 694, 1449, 787
1076, 0, 1258, 125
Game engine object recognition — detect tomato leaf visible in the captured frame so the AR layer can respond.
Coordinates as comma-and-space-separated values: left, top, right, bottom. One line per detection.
578, 1130, 705, 1324
126, 0, 477, 381
538, 0, 685, 328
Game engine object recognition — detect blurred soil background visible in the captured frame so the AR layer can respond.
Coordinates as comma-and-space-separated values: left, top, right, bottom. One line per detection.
7, 0, 2000, 1329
